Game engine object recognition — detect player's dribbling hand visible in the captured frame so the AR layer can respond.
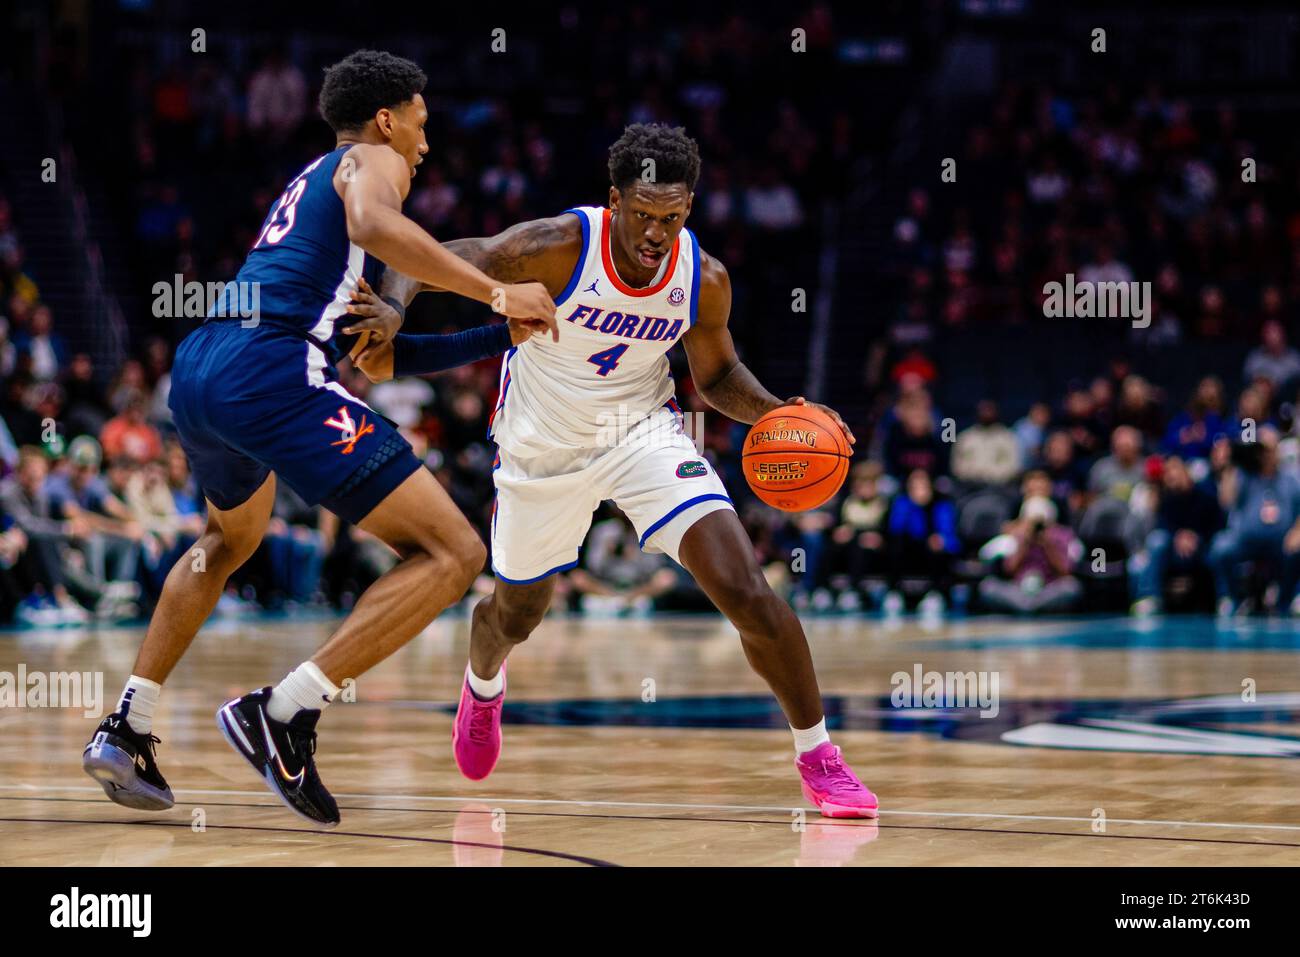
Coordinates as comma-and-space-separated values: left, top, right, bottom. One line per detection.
343, 277, 403, 343
497, 281, 559, 341
785, 396, 856, 446
353, 338, 395, 383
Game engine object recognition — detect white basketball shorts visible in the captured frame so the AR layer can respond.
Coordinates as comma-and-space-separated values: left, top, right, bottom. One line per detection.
490, 407, 734, 583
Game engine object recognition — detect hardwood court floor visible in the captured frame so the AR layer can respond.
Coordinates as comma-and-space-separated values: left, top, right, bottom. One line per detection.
3, 611, 1300, 866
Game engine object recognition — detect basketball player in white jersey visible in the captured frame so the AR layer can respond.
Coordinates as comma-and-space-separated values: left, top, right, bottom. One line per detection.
354, 124, 877, 817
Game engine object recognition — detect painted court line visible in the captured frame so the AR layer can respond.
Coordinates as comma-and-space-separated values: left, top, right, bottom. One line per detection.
3, 783, 1300, 834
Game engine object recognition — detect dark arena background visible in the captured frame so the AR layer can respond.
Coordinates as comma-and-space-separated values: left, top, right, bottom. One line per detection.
0, 0, 1297, 930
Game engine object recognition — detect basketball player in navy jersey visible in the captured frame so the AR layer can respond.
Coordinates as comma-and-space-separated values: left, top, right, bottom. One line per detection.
351, 124, 878, 818
82, 50, 557, 826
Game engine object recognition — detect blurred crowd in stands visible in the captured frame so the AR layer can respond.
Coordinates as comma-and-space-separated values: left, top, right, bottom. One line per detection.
879, 80, 1300, 344
5, 28, 1300, 625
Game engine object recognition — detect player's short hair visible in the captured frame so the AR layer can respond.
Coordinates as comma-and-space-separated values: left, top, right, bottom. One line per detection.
319, 50, 427, 134
607, 123, 701, 192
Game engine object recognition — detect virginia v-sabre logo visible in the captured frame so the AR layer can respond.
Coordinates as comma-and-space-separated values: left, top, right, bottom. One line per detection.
1042, 273, 1151, 328
50, 887, 151, 937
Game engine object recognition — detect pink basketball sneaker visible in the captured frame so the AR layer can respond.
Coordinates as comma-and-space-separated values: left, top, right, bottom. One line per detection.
795, 742, 879, 818
452, 663, 506, 781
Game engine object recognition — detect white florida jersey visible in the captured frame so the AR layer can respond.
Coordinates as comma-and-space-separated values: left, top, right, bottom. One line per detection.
489, 206, 701, 456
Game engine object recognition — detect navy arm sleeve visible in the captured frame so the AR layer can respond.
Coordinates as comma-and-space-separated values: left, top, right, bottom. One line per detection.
391, 324, 513, 377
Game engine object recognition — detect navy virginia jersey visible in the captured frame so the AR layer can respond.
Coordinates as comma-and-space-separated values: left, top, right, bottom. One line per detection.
219, 144, 384, 364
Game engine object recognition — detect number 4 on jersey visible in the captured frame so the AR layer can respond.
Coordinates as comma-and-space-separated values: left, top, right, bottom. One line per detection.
587, 343, 629, 377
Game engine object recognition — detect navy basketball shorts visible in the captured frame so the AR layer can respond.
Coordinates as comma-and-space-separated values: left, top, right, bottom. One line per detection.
169, 320, 422, 525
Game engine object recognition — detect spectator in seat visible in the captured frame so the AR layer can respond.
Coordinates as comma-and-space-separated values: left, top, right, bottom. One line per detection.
1129, 455, 1224, 615
567, 510, 680, 615
1039, 429, 1088, 518
1059, 387, 1105, 459
1089, 425, 1146, 504
823, 461, 891, 605
1, 373, 42, 447
1208, 427, 1300, 617
1113, 375, 1165, 442
260, 483, 328, 607
953, 399, 1022, 487
62, 353, 113, 439
1011, 468, 1068, 530
0, 513, 28, 623
12, 303, 66, 381
978, 496, 1083, 614
0, 316, 17, 380
1243, 320, 1300, 395
121, 455, 202, 602
1013, 401, 1052, 465
246, 49, 307, 143
884, 469, 957, 612
1162, 376, 1227, 462
45, 436, 143, 600
101, 391, 164, 464
0, 446, 91, 624
883, 394, 949, 478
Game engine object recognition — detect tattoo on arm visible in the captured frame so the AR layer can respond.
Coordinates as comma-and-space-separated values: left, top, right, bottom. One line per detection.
447, 218, 571, 284
380, 217, 569, 305
439, 237, 490, 273
697, 360, 784, 425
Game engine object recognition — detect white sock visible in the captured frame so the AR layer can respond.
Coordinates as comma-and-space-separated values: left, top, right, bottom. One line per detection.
466, 664, 504, 700
267, 662, 340, 723
792, 718, 831, 756
118, 675, 161, 734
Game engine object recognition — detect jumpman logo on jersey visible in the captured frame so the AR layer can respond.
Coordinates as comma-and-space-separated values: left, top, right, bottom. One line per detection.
583, 278, 601, 296
324, 406, 374, 455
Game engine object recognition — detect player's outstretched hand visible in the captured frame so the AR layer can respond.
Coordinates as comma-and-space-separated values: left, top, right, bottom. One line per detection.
785, 396, 856, 446
496, 281, 559, 341
342, 277, 403, 343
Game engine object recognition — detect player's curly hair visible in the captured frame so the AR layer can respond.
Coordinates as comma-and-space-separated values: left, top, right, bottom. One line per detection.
319, 50, 427, 133
607, 123, 701, 192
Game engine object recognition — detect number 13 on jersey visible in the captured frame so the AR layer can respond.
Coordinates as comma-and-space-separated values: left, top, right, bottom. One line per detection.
586, 343, 629, 377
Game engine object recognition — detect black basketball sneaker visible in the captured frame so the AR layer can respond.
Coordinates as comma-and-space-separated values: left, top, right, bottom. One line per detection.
217, 687, 340, 827
82, 713, 175, 810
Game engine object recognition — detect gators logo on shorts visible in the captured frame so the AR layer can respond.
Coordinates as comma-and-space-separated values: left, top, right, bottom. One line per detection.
676, 460, 708, 478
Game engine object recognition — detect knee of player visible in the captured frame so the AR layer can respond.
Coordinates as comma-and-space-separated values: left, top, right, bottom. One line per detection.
494, 598, 547, 643
194, 529, 240, 575
458, 535, 488, 580
711, 569, 777, 627
431, 536, 485, 593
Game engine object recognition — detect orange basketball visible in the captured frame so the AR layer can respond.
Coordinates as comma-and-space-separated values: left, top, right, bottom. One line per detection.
742, 404, 851, 511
